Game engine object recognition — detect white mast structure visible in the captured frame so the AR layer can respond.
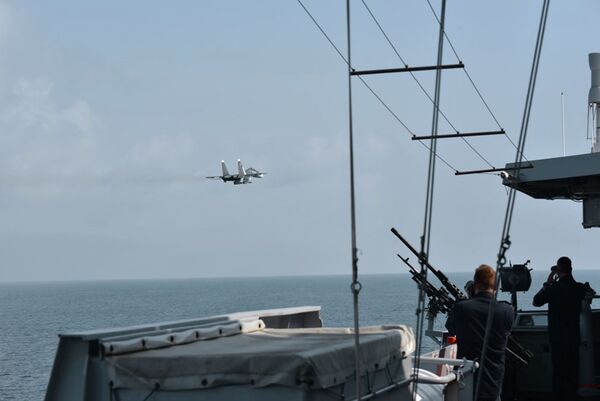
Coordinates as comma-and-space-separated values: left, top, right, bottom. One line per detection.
561, 92, 566, 156
582, 52, 600, 227
590, 53, 600, 153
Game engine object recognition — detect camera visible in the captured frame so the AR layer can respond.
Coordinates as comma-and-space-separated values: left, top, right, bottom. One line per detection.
550, 265, 559, 282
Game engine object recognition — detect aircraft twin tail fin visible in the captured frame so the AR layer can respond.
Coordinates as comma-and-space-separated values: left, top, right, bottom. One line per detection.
221, 160, 230, 176
237, 159, 246, 177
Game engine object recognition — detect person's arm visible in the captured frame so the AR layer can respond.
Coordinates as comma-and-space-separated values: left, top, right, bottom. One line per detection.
506, 304, 515, 332
445, 304, 457, 335
532, 287, 548, 307
532, 272, 554, 307
581, 282, 596, 301
532, 286, 550, 307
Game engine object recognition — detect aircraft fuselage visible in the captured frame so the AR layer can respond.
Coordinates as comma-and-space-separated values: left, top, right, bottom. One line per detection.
206, 160, 265, 185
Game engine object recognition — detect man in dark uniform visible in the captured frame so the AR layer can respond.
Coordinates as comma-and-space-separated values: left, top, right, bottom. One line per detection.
446, 264, 514, 401
533, 256, 588, 401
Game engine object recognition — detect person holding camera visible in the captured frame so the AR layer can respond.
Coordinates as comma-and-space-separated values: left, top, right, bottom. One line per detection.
533, 256, 588, 401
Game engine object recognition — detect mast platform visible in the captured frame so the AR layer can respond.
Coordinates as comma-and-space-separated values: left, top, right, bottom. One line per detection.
502, 152, 600, 199
502, 152, 600, 227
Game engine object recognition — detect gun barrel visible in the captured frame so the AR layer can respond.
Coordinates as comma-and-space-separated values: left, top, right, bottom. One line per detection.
397, 254, 454, 312
391, 227, 467, 300
391, 228, 446, 277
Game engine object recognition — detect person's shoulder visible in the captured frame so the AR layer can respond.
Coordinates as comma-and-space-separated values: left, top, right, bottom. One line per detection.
568, 279, 586, 291
576, 281, 594, 296
452, 298, 475, 312
498, 300, 514, 312
542, 281, 559, 295
453, 298, 469, 310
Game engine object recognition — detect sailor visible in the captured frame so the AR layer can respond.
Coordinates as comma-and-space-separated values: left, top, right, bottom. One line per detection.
533, 256, 588, 401
464, 279, 475, 298
445, 264, 514, 401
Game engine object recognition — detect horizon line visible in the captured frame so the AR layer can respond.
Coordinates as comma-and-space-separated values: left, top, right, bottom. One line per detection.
4, 268, 599, 284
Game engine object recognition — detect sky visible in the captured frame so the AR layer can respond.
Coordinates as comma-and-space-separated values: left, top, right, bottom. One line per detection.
0, 0, 599, 282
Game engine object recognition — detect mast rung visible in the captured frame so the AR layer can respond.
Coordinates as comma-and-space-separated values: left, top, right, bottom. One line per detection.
350, 63, 464, 76
412, 130, 506, 140
454, 164, 533, 176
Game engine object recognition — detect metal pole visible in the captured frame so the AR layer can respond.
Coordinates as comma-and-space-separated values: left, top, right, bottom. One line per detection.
561, 92, 566, 156
423, 0, 446, 262
592, 103, 600, 153
345, 0, 362, 399
478, 1, 551, 400
414, 0, 446, 398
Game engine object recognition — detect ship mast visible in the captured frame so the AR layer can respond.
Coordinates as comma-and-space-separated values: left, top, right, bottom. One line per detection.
590, 54, 600, 153
413, 0, 447, 397
343, 1, 364, 400
477, 1, 551, 399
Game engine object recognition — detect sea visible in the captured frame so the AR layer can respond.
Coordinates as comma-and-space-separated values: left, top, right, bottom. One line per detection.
2, 271, 600, 401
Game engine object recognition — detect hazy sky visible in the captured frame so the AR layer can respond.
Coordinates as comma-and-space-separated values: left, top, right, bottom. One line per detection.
0, 0, 599, 282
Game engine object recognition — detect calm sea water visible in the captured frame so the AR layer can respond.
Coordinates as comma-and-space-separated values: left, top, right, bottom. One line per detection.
2, 271, 600, 401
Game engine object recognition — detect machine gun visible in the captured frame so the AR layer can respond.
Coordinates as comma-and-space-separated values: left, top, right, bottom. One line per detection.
391, 227, 534, 367
391, 227, 466, 302
396, 254, 454, 316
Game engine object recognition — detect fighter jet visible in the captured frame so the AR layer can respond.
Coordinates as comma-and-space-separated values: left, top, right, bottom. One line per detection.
206, 160, 266, 185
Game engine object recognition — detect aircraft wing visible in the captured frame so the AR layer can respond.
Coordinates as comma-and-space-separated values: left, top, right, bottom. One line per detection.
245, 168, 266, 176
205, 176, 223, 179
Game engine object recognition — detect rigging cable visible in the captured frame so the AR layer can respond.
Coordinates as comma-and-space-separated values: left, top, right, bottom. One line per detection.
474, 1, 551, 400
345, 0, 363, 399
423, 0, 531, 165
413, 0, 447, 398
295, 0, 458, 174
360, 0, 495, 170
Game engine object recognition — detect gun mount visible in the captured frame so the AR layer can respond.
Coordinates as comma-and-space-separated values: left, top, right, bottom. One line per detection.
396, 254, 454, 317
390, 227, 534, 367
390, 227, 466, 302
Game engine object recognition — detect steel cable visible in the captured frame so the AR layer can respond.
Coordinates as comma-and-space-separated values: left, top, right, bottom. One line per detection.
360, 0, 495, 169
424, 0, 531, 165
475, 1, 551, 400
295, 0, 458, 174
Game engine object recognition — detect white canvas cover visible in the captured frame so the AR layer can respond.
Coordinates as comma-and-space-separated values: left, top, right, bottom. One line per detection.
103, 318, 264, 355
106, 325, 414, 390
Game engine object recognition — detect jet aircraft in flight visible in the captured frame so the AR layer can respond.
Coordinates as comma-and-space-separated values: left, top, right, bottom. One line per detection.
206, 160, 266, 185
